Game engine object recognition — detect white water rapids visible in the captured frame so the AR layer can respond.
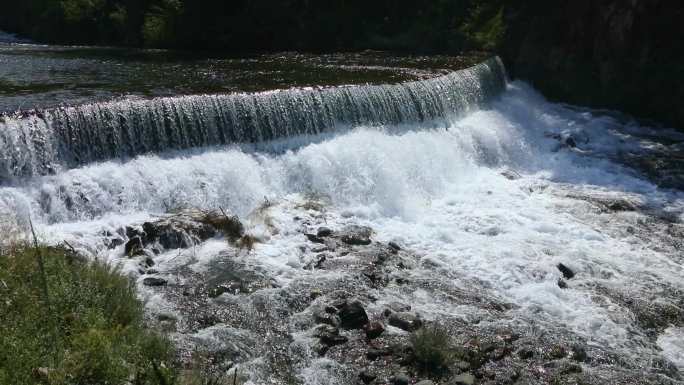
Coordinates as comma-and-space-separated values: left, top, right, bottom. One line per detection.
1, 73, 683, 380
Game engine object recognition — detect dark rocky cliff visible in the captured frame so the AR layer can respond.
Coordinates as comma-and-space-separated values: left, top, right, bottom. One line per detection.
503, 0, 684, 129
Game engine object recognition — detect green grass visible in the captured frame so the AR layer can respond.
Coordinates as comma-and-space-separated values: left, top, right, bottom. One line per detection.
0, 245, 176, 385
410, 324, 455, 377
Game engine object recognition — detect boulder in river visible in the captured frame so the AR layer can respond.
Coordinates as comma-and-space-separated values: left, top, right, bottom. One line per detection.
365, 321, 385, 339
557, 263, 575, 279
338, 300, 369, 329
340, 225, 373, 245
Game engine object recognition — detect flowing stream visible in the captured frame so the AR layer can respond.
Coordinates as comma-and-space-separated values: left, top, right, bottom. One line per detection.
1, 36, 683, 383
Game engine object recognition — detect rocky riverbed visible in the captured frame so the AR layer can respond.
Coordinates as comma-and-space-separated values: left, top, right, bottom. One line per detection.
93, 179, 684, 385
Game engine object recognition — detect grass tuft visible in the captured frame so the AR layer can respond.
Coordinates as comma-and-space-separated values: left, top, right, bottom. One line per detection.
410, 323, 455, 377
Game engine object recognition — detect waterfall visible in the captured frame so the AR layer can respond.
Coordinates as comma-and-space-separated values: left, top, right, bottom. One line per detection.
0, 57, 506, 181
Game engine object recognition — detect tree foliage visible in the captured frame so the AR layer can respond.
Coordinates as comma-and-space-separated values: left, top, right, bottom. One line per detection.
0, 0, 506, 52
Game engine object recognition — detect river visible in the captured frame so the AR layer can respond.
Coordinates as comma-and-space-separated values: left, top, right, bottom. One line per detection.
1, 34, 682, 384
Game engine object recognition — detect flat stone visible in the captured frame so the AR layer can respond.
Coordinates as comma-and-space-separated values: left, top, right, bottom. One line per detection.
367, 347, 392, 360
388, 312, 422, 331
142, 277, 167, 287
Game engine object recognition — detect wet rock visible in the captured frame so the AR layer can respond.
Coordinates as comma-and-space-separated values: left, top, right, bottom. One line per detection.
517, 347, 535, 359
364, 321, 385, 339
359, 370, 377, 384
144, 256, 155, 267
557, 263, 575, 279
314, 325, 348, 346
339, 300, 369, 329
558, 361, 583, 375
388, 312, 422, 331
340, 225, 373, 245
448, 373, 475, 385
146, 216, 216, 249
142, 277, 167, 287
313, 307, 340, 326
557, 278, 568, 289
391, 373, 410, 385
208, 283, 241, 298
501, 169, 522, 180
386, 302, 411, 314
548, 345, 567, 359
107, 237, 125, 249
305, 233, 326, 244
125, 236, 144, 257
453, 360, 471, 372
367, 347, 392, 360
125, 225, 144, 239
310, 289, 323, 300
388, 241, 401, 252
416, 381, 435, 385
570, 344, 588, 362
317, 227, 333, 237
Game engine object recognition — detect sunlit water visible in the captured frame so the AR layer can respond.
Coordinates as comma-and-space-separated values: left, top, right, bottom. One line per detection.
0, 34, 682, 380
1, 80, 682, 379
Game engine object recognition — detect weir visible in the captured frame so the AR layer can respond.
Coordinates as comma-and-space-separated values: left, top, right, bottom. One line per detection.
0, 57, 506, 181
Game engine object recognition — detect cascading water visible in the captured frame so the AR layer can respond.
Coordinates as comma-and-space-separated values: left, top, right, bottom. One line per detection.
0, 57, 505, 181
1, 53, 683, 383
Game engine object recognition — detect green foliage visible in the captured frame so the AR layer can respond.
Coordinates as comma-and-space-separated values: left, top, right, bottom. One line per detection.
460, 4, 506, 51
0, 0, 509, 53
410, 324, 455, 377
0, 245, 176, 385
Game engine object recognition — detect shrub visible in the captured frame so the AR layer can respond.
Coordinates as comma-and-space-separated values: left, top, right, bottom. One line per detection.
410, 323, 455, 377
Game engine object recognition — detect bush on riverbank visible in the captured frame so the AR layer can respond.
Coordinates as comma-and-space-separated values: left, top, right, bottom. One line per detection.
0, 245, 176, 385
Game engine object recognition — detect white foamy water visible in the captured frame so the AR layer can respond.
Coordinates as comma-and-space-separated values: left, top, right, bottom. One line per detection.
1, 81, 682, 378
659, 328, 684, 372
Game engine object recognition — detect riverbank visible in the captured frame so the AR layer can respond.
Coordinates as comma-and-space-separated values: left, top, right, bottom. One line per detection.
0, 245, 176, 385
